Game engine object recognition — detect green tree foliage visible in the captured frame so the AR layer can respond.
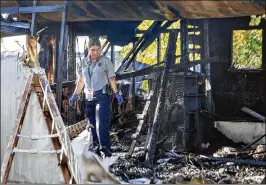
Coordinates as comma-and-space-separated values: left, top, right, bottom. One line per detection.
119, 20, 181, 91
232, 14, 264, 69
232, 29, 262, 69
120, 20, 181, 66
119, 20, 202, 90
249, 14, 265, 26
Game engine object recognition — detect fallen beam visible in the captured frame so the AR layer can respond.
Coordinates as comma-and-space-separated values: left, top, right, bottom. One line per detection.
116, 21, 163, 72
241, 107, 265, 122
1, 4, 67, 14
140, 21, 174, 52
124, 21, 175, 71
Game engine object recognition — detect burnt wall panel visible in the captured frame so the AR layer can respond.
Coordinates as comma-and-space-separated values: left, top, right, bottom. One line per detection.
209, 17, 266, 119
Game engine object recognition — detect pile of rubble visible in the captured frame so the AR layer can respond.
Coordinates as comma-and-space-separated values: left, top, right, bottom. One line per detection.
67, 110, 265, 184
109, 125, 266, 184
109, 145, 265, 184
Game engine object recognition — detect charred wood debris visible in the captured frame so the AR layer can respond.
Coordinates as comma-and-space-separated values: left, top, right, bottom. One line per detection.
107, 81, 265, 184
67, 93, 266, 184
2, 3, 265, 184
67, 32, 265, 184
67, 22, 265, 184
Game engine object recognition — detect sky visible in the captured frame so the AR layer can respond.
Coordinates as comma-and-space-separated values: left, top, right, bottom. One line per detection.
1, 14, 122, 54
1, 35, 121, 54
1, 35, 27, 53
76, 36, 122, 53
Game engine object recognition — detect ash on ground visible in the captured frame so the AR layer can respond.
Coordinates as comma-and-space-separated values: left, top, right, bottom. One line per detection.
109, 119, 265, 184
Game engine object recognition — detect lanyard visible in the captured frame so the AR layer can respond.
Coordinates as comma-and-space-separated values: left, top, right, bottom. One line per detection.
87, 56, 102, 83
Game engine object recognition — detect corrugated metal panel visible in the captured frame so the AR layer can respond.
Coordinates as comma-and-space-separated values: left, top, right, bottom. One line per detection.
1, 52, 64, 183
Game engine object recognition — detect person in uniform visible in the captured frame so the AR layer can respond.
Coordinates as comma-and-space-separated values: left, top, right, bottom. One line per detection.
69, 37, 123, 158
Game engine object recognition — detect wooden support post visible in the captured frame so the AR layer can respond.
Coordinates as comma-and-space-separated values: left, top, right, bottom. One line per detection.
56, 0, 68, 112
30, 0, 37, 36
180, 19, 188, 63
67, 23, 76, 126
145, 31, 178, 166
157, 35, 161, 64
131, 42, 136, 110
111, 44, 115, 63
203, 19, 212, 112
67, 24, 76, 81
30, 0, 38, 69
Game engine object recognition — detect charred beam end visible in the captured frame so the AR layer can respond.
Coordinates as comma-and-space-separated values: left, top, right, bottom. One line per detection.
0, 20, 30, 29
140, 21, 174, 52
116, 21, 163, 72
124, 21, 174, 71
241, 107, 266, 122
0, 25, 30, 35
1, 4, 67, 14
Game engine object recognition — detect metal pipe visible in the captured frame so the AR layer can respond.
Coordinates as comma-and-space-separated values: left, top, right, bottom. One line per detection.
56, 0, 68, 112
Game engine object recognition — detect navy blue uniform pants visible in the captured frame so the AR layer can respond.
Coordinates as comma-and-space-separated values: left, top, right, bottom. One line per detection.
85, 90, 112, 157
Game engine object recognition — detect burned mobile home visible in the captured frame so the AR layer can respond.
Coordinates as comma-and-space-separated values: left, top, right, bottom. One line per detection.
1, 1, 266, 184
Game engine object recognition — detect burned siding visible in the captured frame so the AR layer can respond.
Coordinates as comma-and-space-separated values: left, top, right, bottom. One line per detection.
209, 17, 266, 119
